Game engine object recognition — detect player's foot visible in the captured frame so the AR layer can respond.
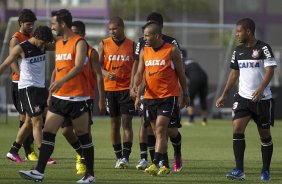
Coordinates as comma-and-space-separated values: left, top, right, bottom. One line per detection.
119, 157, 129, 169
226, 168, 245, 181
145, 164, 158, 176
201, 121, 207, 126
174, 155, 183, 173
157, 166, 171, 175
77, 173, 95, 183
136, 158, 149, 170
25, 151, 38, 161
115, 158, 122, 169
6, 152, 24, 163
47, 157, 56, 165
19, 169, 44, 182
261, 170, 271, 181
76, 154, 86, 175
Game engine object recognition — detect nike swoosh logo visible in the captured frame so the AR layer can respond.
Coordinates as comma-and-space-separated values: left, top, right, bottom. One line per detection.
57, 67, 65, 72
148, 71, 158, 77
112, 65, 124, 70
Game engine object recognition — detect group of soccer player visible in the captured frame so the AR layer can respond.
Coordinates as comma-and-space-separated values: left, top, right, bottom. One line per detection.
0, 7, 277, 184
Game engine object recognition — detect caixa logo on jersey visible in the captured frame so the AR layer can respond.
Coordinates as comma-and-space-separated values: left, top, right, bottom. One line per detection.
239, 61, 260, 68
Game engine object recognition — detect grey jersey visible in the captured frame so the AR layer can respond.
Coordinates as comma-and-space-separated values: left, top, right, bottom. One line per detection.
18, 40, 46, 89
230, 40, 277, 100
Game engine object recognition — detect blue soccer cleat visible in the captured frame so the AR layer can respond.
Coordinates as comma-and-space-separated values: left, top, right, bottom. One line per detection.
226, 168, 245, 181
261, 170, 271, 182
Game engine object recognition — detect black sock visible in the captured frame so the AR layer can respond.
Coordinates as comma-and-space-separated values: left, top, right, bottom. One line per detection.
36, 132, 56, 174
170, 132, 182, 157
153, 152, 162, 166
261, 136, 273, 172
9, 141, 22, 154
189, 115, 194, 122
78, 134, 94, 176
113, 144, 122, 159
147, 135, 156, 162
162, 152, 169, 168
23, 133, 34, 156
139, 143, 148, 160
122, 142, 132, 160
203, 117, 207, 122
71, 140, 83, 156
233, 133, 245, 171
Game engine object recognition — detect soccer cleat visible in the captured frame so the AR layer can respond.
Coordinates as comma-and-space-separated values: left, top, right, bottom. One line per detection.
157, 166, 171, 175
174, 155, 183, 173
119, 158, 129, 169
261, 170, 271, 181
76, 154, 86, 175
136, 158, 149, 170
19, 169, 44, 182
145, 164, 158, 176
115, 158, 122, 169
47, 157, 56, 165
201, 121, 207, 126
226, 168, 245, 181
77, 173, 95, 183
6, 152, 24, 163
26, 151, 38, 161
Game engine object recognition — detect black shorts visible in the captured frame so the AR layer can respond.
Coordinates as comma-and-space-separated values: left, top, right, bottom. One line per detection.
188, 78, 208, 110
232, 93, 275, 129
143, 96, 181, 128
61, 99, 93, 128
49, 96, 88, 120
18, 86, 48, 117
11, 82, 24, 114
105, 90, 135, 117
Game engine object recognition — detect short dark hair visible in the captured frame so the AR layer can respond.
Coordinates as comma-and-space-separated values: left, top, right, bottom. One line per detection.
142, 21, 162, 34
146, 12, 163, 26
72, 21, 85, 34
109, 16, 124, 28
18, 9, 37, 25
52, 9, 72, 28
33, 26, 53, 43
236, 18, 255, 35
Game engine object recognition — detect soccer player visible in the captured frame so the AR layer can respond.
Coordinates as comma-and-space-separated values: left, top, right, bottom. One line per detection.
215, 18, 276, 182
0, 26, 53, 163
133, 22, 189, 176
182, 50, 208, 126
59, 20, 105, 175
132, 12, 184, 173
98, 16, 135, 169
19, 9, 95, 183
6, 9, 38, 162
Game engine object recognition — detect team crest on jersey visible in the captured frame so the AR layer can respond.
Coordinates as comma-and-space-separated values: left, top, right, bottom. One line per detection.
34, 105, 41, 113
252, 49, 260, 58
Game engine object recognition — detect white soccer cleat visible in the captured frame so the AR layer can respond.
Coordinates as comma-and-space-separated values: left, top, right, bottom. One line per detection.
19, 169, 44, 182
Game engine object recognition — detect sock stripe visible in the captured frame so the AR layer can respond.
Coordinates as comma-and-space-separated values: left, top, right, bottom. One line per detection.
42, 140, 55, 146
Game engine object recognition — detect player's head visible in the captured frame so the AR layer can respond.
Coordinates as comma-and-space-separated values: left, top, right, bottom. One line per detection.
108, 16, 125, 41
236, 18, 255, 43
51, 9, 72, 36
33, 26, 53, 48
142, 21, 162, 47
146, 12, 163, 28
18, 9, 37, 35
71, 21, 85, 37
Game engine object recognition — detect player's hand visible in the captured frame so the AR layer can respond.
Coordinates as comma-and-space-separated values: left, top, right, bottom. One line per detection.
215, 95, 226, 108
98, 98, 106, 115
135, 97, 141, 110
107, 72, 116, 81
252, 88, 264, 102
49, 80, 64, 93
130, 88, 137, 99
182, 96, 190, 108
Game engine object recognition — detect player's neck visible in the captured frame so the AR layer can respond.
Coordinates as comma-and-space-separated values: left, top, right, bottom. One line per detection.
153, 39, 164, 49
62, 29, 74, 41
245, 37, 257, 47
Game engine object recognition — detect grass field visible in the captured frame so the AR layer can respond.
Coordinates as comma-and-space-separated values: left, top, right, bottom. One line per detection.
0, 117, 282, 184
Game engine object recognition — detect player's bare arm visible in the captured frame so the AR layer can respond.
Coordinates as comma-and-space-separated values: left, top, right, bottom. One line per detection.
215, 69, 239, 107
49, 39, 87, 93
133, 48, 145, 95
0, 45, 24, 74
9, 37, 20, 75
252, 66, 275, 102
172, 46, 189, 107
98, 41, 116, 81
91, 49, 106, 114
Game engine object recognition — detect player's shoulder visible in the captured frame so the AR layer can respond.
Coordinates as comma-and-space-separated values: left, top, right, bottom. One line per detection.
255, 40, 271, 49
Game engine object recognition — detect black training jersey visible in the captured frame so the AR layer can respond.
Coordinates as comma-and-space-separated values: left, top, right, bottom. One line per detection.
184, 58, 207, 80
134, 34, 181, 61
18, 40, 46, 89
230, 40, 277, 100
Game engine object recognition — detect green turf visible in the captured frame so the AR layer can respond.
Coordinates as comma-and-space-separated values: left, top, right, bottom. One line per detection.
0, 117, 282, 184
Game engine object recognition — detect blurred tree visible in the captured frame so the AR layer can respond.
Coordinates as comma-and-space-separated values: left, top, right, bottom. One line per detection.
109, 0, 213, 22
